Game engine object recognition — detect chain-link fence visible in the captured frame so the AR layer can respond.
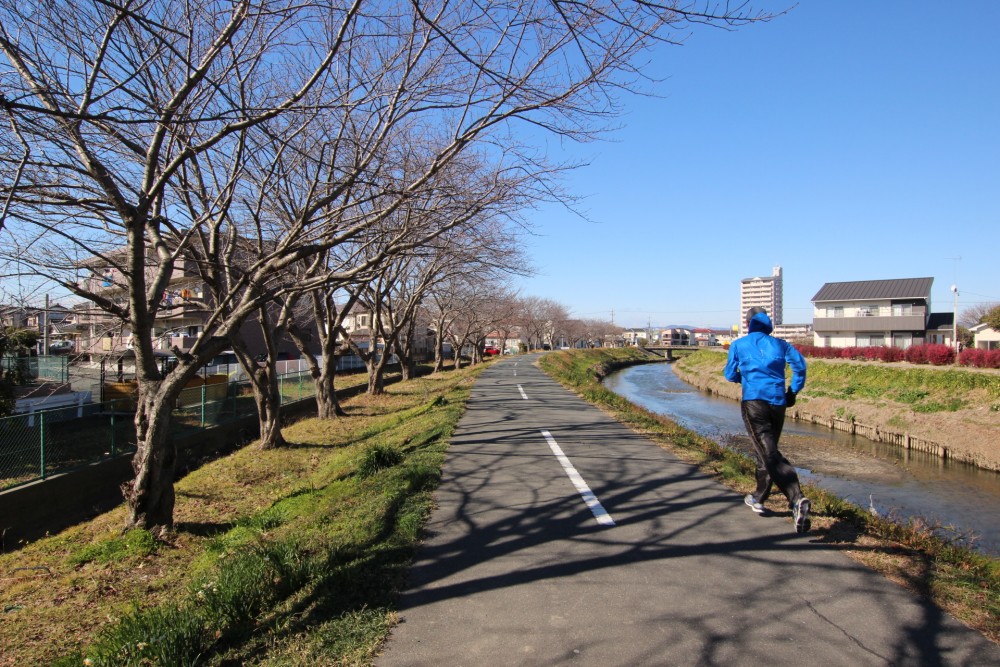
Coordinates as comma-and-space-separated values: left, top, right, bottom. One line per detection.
0, 369, 318, 491
2, 355, 69, 384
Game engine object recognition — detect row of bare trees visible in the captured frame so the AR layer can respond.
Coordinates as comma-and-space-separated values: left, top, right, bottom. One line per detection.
0, 1, 772, 535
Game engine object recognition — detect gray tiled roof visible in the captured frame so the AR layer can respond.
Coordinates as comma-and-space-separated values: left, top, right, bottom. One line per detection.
811, 277, 933, 303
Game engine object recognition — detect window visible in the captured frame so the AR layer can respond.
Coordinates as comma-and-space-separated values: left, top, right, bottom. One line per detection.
892, 304, 912, 316
893, 333, 911, 348
826, 306, 844, 317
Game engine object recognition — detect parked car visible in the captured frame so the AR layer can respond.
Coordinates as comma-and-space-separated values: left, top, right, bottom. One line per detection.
48, 340, 74, 353
483, 346, 501, 356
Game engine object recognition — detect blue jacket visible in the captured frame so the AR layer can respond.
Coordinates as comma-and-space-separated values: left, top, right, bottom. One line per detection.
724, 311, 806, 405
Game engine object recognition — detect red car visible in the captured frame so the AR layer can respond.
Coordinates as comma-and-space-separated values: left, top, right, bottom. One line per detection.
483, 346, 501, 356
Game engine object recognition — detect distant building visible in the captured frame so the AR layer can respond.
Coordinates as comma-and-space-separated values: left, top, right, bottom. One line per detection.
740, 266, 783, 335
621, 328, 648, 346
660, 327, 693, 346
811, 277, 953, 349
772, 323, 812, 341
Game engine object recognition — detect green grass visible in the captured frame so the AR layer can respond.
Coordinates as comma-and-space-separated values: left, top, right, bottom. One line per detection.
1, 363, 485, 665
67, 528, 159, 567
680, 348, 1000, 413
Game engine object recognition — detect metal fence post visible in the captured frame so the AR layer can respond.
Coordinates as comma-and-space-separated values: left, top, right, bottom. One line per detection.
39, 411, 46, 479
201, 384, 207, 427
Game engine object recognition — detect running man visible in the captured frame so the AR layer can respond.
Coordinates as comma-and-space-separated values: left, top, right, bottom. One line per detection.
724, 307, 811, 533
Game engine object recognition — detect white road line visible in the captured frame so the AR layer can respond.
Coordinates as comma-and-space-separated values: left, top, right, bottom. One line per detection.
540, 430, 616, 526
517, 385, 528, 399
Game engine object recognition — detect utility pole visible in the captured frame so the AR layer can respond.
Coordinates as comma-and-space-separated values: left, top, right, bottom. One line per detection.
947, 256, 961, 361
43, 293, 50, 355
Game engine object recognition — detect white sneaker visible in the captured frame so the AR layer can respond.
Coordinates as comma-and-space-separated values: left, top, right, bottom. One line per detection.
744, 494, 765, 514
794, 497, 811, 534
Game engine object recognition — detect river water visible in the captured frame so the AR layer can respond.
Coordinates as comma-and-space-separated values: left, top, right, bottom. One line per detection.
604, 362, 1000, 556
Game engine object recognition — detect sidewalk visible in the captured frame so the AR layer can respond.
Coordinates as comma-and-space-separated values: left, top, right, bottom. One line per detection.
377, 355, 999, 666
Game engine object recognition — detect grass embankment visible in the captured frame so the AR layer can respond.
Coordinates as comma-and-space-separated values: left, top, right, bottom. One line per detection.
538, 347, 1000, 644
0, 363, 487, 665
676, 348, 1000, 414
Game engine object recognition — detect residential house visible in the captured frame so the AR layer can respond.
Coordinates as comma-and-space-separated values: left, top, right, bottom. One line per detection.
621, 328, 648, 346
342, 305, 437, 361
661, 327, 693, 346
74, 251, 308, 363
811, 277, 947, 349
970, 323, 1000, 350
924, 312, 956, 346
692, 328, 717, 346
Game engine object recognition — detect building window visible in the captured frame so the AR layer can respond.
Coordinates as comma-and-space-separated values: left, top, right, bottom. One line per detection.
892, 304, 912, 316
827, 306, 844, 317
893, 333, 911, 348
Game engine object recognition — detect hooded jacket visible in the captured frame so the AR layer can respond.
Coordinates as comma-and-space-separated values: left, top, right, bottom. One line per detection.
724, 310, 806, 405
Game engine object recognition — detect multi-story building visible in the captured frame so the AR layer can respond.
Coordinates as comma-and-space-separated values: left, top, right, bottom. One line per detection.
660, 327, 693, 346
73, 251, 310, 362
811, 277, 944, 349
740, 266, 783, 334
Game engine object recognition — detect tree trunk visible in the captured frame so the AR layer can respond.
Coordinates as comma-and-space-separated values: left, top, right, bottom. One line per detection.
125, 382, 178, 536
314, 365, 344, 418
366, 355, 387, 395
252, 366, 286, 449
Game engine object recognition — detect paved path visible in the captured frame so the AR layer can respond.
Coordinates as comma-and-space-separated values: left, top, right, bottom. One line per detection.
377, 355, 999, 666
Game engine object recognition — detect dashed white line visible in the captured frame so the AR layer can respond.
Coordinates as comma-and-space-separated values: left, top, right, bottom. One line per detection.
540, 430, 616, 526
517, 384, 528, 399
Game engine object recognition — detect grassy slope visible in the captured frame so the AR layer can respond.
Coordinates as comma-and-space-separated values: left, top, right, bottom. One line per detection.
0, 364, 486, 666
537, 347, 999, 644
675, 348, 1000, 413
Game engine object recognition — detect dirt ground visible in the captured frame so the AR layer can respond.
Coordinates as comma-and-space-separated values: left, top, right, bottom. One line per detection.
672, 360, 1000, 472
795, 394, 1000, 471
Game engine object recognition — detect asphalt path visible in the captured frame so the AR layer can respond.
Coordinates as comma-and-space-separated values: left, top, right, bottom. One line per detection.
376, 354, 999, 666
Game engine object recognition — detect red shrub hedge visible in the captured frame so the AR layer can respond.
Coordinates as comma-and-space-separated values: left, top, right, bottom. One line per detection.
959, 348, 1000, 369
795, 344, 950, 365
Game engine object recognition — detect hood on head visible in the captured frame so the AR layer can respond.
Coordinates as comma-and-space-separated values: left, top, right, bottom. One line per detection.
747, 309, 773, 334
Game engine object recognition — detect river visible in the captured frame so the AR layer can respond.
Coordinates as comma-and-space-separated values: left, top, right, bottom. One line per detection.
604, 362, 1000, 556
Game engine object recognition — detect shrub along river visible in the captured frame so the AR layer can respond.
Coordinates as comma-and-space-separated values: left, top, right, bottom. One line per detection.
604, 362, 1000, 556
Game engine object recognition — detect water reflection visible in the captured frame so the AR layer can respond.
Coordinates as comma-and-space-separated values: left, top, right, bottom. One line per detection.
604, 362, 1000, 555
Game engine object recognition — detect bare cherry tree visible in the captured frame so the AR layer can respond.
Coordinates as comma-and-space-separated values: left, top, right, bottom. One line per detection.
1, 1, 775, 534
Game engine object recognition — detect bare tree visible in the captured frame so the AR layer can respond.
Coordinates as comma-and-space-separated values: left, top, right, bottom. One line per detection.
1, 1, 775, 534
960, 302, 1000, 328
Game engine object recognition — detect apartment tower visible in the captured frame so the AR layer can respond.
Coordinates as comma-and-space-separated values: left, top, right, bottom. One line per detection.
740, 266, 783, 335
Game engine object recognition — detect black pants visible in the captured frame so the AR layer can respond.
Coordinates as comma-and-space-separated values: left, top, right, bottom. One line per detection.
740, 400, 803, 507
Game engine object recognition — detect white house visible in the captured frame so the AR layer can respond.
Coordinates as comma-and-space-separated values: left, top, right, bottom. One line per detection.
970, 323, 1000, 350
812, 277, 943, 349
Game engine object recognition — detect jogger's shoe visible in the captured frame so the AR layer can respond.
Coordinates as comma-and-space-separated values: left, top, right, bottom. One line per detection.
744, 494, 765, 514
794, 497, 811, 534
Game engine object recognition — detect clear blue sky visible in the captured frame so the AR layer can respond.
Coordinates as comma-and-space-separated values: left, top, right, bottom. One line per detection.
514, 1, 999, 330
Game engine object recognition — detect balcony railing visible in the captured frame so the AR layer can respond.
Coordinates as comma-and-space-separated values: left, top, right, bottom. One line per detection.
814, 305, 927, 333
